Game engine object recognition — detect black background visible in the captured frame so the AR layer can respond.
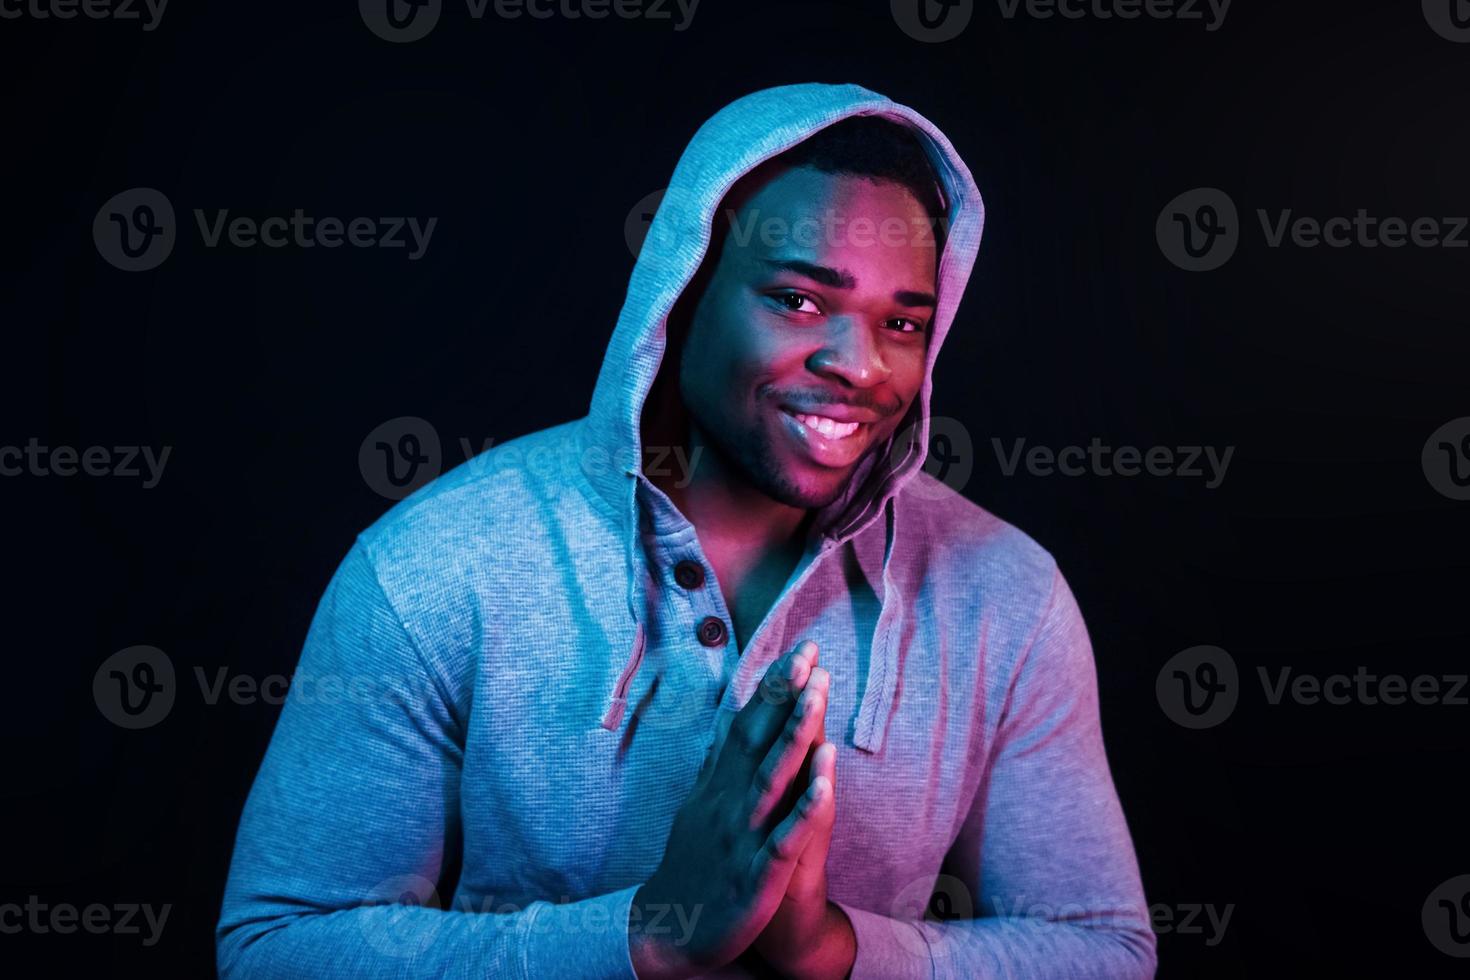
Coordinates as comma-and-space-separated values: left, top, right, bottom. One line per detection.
4, 0, 1468, 976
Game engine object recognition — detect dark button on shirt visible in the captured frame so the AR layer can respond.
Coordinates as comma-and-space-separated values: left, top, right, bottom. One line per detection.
696, 616, 728, 648
673, 560, 706, 590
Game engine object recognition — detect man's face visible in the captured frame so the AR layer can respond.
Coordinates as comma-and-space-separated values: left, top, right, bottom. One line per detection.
676, 165, 940, 509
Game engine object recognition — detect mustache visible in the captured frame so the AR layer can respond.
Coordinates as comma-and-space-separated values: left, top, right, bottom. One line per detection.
770, 388, 905, 417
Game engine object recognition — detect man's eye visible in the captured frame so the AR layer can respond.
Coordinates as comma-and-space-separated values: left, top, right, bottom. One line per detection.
770, 291, 820, 315
887, 318, 927, 334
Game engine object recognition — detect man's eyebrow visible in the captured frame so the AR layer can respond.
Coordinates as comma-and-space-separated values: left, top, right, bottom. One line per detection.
761, 258, 855, 290
893, 289, 938, 309
759, 258, 937, 308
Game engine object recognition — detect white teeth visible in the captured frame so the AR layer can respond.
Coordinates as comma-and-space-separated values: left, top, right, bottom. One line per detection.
792, 413, 859, 439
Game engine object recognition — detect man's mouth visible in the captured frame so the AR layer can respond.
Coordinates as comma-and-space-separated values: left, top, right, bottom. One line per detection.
776, 407, 873, 469
791, 412, 861, 439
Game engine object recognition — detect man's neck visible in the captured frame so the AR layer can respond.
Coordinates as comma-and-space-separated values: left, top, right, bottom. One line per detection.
646, 423, 814, 651
648, 424, 811, 555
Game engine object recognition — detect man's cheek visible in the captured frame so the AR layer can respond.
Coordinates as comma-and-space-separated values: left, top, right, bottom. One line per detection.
877, 414, 909, 448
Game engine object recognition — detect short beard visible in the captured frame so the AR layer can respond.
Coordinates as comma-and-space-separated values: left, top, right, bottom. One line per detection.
693, 412, 849, 511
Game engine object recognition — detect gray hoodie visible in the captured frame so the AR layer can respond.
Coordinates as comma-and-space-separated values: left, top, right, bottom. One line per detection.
216, 82, 1157, 979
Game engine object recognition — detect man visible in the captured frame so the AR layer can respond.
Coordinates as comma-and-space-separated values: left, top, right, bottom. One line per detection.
217, 83, 1156, 979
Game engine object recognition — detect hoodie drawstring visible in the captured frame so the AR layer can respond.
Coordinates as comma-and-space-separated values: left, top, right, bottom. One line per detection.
600, 469, 648, 731
851, 495, 903, 755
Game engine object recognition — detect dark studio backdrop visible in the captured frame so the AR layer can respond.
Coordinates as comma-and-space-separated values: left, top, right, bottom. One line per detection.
3, 0, 1468, 976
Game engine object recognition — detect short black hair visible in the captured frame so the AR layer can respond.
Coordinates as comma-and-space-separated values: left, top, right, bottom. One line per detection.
765, 115, 947, 234
707, 115, 949, 257
696, 114, 949, 292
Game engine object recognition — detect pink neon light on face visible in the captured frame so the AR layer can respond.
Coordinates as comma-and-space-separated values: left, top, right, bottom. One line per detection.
676, 166, 938, 509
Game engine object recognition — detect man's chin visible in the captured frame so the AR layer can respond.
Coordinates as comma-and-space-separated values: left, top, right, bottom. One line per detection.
703, 422, 864, 510
758, 459, 854, 510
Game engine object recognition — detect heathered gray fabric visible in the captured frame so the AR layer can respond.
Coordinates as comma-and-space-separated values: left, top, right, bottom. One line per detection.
216, 82, 1156, 979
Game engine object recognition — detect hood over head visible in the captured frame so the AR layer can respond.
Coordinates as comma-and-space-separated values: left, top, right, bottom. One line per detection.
584, 82, 985, 751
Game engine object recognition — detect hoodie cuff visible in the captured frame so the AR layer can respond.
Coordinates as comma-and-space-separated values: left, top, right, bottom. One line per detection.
520, 882, 641, 979
831, 899, 934, 980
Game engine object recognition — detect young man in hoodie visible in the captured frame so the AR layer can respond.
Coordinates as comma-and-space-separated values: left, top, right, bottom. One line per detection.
217, 83, 1157, 980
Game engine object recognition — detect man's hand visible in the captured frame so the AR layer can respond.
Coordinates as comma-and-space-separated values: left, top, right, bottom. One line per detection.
751, 651, 856, 980
629, 640, 832, 980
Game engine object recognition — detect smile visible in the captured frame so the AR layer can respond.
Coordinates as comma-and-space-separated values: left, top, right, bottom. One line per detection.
776, 408, 872, 469
791, 412, 861, 439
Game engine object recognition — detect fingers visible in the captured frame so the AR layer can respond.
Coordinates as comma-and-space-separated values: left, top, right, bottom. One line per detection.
753, 640, 818, 715
808, 742, 836, 838
746, 666, 829, 831
790, 742, 838, 883
810, 740, 836, 790
710, 640, 819, 786
748, 766, 832, 891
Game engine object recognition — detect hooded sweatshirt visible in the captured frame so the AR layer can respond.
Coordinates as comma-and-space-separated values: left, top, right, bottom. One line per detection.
216, 82, 1157, 979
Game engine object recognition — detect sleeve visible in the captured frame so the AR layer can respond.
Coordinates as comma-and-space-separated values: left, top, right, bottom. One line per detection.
830, 565, 1158, 979
215, 538, 642, 980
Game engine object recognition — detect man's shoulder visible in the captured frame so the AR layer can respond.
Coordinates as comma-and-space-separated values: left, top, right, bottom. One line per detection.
893, 469, 1061, 605
354, 417, 602, 585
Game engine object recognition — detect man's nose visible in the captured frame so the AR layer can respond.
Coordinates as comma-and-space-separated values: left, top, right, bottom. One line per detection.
806, 316, 890, 388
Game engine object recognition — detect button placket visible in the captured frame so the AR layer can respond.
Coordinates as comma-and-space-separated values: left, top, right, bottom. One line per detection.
669, 556, 730, 652
673, 559, 705, 590
635, 480, 735, 659
696, 615, 727, 647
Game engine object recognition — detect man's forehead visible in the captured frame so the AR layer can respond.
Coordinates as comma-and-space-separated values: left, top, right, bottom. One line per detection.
726, 181, 936, 284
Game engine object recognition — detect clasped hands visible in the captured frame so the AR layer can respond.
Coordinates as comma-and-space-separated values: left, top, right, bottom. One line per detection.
630, 640, 855, 980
